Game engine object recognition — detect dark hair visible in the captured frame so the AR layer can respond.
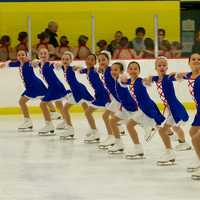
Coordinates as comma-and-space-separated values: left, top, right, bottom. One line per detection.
78, 35, 88, 45
98, 52, 109, 61
18, 32, 28, 42
97, 40, 107, 48
120, 37, 129, 47
88, 53, 97, 61
158, 28, 166, 36
128, 61, 140, 72
136, 27, 146, 35
144, 38, 154, 49
0, 35, 10, 45
115, 31, 122, 35
112, 62, 124, 72
37, 32, 49, 41
188, 53, 200, 62
60, 35, 69, 46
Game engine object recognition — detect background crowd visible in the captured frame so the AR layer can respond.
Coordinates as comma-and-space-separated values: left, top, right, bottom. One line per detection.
0, 21, 199, 61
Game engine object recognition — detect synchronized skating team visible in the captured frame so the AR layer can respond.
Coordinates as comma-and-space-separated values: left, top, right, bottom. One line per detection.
0, 48, 200, 180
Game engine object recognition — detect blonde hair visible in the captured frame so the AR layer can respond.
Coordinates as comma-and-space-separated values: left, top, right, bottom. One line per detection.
62, 51, 74, 61
155, 56, 168, 66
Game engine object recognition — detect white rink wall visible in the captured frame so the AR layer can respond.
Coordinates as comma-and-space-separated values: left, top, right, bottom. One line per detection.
0, 59, 193, 108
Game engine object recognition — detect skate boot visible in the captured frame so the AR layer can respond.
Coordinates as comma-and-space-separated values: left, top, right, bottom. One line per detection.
99, 135, 115, 149
143, 126, 157, 143
38, 121, 55, 136
125, 144, 145, 160
191, 168, 200, 180
187, 159, 200, 172
18, 118, 33, 132
56, 120, 66, 130
50, 111, 62, 120
60, 125, 75, 140
108, 139, 124, 154
157, 149, 176, 166
175, 141, 192, 151
84, 129, 100, 143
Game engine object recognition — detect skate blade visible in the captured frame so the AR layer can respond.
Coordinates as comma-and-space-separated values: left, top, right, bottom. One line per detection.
108, 149, 124, 154
84, 138, 100, 144
175, 147, 192, 152
38, 131, 56, 136
191, 175, 200, 180
60, 135, 74, 140
125, 154, 145, 160
157, 159, 176, 166
98, 144, 114, 150
187, 168, 200, 173
18, 128, 33, 133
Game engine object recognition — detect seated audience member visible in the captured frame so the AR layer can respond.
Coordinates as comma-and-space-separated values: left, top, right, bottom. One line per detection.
33, 31, 55, 60
107, 31, 123, 55
113, 36, 137, 59
55, 36, 73, 59
15, 32, 28, 53
96, 40, 108, 55
74, 35, 91, 60
170, 41, 182, 58
192, 30, 200, 53
159, 39, 171, 58
44, 21, 59, 48
0, 35, 13, 61
131, 27, 146, 57
143, 38, 155, 58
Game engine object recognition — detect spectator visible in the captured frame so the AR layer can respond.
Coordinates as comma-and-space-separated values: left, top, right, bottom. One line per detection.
96, 40, 108, 55
170, 41, 182, 58
143, 38, 155, 58
74, 35, 91, 60
192, 31, 200, 54
15, 32, 28, 53
131, 27, 146, 57
159, 39, 171, 58
113, 36, 137, 59
55, 35, 73, 59
44, 21, 59, 48
33, 32, 55, 60
107, 31, 123, 55
0, 35, 13, 61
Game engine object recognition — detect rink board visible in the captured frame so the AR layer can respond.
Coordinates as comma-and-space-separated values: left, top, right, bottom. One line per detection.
0, 59, 196, 115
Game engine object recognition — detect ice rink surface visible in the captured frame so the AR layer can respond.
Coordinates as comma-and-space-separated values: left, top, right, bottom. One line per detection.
0, 112, 199, 200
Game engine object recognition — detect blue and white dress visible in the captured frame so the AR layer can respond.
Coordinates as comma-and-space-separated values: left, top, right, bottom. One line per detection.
127, 77, 165, 126
62, 66, 93, 104
9, 61, 47, 99
38, 62, 71, 102
152, 75, 189, 126
103, 66, 121, 112
184, 72, 200, 126
80, 67, 111, 108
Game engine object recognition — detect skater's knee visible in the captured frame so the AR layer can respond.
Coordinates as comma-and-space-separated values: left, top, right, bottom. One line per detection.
189, 128, 197, 138
102, 112, 109, 121
110, 117, 117, 125
40, 101, 47, 108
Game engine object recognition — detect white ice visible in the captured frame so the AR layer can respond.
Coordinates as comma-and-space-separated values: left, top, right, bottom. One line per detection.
0, 112, 199, 200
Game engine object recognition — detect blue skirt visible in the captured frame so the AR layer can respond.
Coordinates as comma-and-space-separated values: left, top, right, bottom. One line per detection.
72, 84, 94, 103
21, 82, 47, 99
42, 85, 71, 102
